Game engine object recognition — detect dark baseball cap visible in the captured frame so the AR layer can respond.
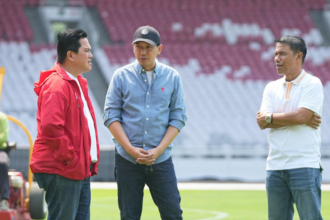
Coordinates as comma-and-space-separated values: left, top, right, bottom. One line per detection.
132, 26, 161, 46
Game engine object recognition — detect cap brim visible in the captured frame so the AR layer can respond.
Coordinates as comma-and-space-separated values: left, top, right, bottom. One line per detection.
132, 38, 157, 46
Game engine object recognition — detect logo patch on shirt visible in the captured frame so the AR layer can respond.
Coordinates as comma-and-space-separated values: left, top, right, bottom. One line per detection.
162, 87, 164, 92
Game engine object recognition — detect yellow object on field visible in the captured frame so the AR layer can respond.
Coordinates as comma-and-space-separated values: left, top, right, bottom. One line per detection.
6, 115, 34, 197
0, 66, 5, 104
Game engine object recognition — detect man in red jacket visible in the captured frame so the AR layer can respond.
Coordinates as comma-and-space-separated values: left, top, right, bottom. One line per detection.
30, 28, 100, 220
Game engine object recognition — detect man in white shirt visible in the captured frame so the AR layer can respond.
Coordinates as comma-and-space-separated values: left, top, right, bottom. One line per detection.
257, 36, 324, 220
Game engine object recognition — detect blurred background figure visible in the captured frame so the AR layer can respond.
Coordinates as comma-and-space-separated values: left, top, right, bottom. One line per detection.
0, 112, 10, 210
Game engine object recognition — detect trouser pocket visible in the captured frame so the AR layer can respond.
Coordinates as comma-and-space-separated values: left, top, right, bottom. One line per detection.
33, 173, 46, 189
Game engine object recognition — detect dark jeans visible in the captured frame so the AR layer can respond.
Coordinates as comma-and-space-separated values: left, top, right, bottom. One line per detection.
0, 162, 10, 200
34, 173, 91, 220
266, 168, 323, 220
115, 152, 183, 220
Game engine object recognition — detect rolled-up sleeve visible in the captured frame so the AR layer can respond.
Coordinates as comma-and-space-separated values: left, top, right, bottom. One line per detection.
103, 72, 123, 128
169, 74, 187, 131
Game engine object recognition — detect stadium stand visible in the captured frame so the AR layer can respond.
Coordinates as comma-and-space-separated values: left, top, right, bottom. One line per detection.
0, 0, 42, 42
76, 0, 330, 155
1, 0, 330, 159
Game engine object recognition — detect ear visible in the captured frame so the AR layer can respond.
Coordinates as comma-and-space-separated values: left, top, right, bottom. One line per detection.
67, 51, 74, 61
296, 52, 303, 62
157, 44, 163, 55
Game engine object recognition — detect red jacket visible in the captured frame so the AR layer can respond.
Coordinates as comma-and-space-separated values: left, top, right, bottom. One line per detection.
30, 63, 100, 180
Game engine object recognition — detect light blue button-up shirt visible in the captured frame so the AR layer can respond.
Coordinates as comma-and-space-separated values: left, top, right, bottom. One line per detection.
103, 60, 187, 164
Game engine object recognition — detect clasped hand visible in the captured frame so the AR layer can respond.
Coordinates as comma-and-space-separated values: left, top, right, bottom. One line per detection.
256, 111, 268, 129
129, 147, 162, 165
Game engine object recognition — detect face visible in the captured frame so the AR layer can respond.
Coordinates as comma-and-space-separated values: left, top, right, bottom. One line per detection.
70, 38, 93, 74
274, 43, 302, 76
133, 41, 163, 71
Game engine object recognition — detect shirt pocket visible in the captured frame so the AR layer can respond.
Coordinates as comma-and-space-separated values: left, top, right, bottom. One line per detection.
151, 85, 173, 108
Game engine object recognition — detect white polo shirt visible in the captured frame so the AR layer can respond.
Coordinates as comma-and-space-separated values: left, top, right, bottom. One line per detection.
66, 71, 98, 163
260, 70, 323, 170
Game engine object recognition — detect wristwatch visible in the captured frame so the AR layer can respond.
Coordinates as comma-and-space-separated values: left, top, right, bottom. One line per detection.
265, 113, 273, 124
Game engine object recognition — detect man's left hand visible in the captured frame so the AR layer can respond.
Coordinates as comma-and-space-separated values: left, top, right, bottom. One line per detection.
147, 148, 163, 160
136, 147, 163, 164
256, 111, 268, 129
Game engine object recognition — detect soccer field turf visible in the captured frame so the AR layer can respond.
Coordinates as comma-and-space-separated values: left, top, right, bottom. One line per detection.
90, 189, 330, 220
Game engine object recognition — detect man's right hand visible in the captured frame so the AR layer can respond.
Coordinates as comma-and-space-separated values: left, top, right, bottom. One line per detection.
108, 122, 155, 165
306, 114, 321, 129
127, 147, 155, 165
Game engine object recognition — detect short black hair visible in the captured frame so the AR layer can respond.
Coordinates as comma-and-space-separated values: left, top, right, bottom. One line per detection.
57, 28, 88, 64
275, 36, 307, 64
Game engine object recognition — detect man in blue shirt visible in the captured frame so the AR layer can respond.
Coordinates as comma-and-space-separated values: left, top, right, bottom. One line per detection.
103, 25, 187, 220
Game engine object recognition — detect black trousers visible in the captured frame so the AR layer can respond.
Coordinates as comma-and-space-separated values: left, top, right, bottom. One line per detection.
0, 162, 10, 200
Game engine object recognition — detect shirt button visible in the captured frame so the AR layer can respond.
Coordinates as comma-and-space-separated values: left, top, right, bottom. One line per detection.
143, 144, 145, 147
145, 131, 148, 134
147, 92, 149, 95
146, 118, 149, 120
147, 105, 149, 108
145, 79, 147, 82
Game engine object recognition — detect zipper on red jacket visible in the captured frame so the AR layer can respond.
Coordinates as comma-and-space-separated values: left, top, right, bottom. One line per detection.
74, 92, 80, 108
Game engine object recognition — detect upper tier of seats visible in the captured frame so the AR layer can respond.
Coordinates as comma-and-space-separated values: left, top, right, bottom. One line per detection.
68, 0, 330, 83
0, 0, 43, 41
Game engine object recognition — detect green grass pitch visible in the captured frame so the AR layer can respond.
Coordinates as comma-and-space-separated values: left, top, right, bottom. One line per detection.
90, 189, 330, 220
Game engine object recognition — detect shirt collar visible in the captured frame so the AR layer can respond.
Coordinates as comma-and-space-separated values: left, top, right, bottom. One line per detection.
282, 69, 306, 86
65, 71, 78, 81
134, 59, 160, 75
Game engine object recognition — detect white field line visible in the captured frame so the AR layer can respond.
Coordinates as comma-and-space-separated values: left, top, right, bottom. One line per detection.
90, 198, 229, 220
91, 182, 330, 191
185, 209, 229, 220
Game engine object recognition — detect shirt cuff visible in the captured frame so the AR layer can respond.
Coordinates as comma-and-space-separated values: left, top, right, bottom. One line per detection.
104, 118, 122, 128
169, 119, 185, 132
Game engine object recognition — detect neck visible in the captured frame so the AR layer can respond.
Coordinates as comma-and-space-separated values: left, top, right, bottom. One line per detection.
285, 69, 302, 82
59, 63, 80, 78
142, 62, 156, 71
